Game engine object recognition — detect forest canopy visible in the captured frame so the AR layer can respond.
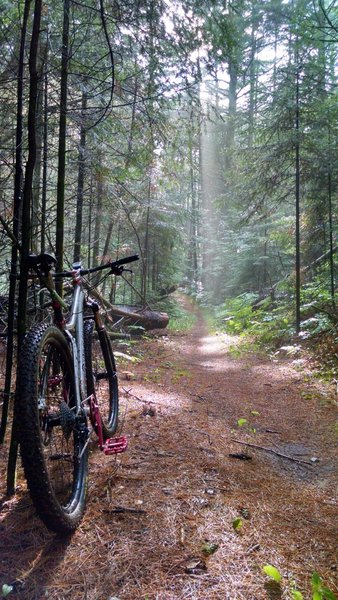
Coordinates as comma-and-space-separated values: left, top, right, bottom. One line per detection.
0, 0, 337, 333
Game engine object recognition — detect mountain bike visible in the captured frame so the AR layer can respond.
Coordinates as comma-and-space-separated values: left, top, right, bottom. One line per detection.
16, 252, 139, 534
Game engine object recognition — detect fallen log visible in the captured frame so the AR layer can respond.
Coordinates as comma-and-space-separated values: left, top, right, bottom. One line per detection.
86, 286, 169, 330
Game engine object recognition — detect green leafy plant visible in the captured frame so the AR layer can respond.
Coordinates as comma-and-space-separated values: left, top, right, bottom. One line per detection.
215, 269, 336, 352
232, 517, 243, 531
261, 567, 337, 600
291, 591, 304, 600
202, 542, 219, 556
236, 412, 258, 434
311, 571, 337, 600
262, 564, 282, 583
165, 299, 197, 333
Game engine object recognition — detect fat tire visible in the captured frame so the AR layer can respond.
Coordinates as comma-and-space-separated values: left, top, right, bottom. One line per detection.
17, 324, 88, 534
84, 320, 119, 438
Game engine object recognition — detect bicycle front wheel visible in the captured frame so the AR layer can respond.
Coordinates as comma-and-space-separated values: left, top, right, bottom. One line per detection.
17, 324, 88, 534
84, 320, 119, 438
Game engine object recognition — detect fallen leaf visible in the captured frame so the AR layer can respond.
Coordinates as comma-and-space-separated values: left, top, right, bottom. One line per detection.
122, 371, 135, 381
2, 584, 13, 598
185, 558, 207, 575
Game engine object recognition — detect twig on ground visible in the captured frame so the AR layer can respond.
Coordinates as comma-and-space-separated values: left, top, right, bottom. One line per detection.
231, 439, 313, 465
122, 387, 162, 405
229, 453, 252, 460
104, 506, 147, 515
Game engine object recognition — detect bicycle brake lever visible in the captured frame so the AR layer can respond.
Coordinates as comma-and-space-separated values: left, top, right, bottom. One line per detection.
110, 266, 133, 276
110, 265, 124, 276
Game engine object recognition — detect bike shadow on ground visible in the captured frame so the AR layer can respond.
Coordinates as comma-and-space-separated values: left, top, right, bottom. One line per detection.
0, 489, 71, 599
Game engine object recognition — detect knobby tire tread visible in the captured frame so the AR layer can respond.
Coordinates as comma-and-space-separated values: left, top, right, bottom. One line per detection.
84, 320, 119, 438
17, 324, 88, 534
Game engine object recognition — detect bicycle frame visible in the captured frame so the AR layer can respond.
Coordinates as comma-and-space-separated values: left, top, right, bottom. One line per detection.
28, 251, 139, 453
16, 251, 139, 533
51, 263, 125, 453
61, 264, 87, 416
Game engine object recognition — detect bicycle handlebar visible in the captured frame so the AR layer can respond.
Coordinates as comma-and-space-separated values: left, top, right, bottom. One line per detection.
55, 254, 140, 278
26, 252, 139, 278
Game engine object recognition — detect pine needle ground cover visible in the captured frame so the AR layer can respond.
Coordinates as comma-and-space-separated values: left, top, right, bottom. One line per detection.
0, 310, 337, 600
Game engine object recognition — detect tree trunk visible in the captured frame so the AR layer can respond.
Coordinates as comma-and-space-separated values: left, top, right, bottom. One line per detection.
225, 59, 238, 164
0, 0, 31, 444
92, 154, 104, 279
8, 0, 42, 495
295, 59, 301, 334
17, 0, 42, 344
328, 129, 335, 310
31, 36, 47, 252
87, 285, 169, 330
142, 202, 150, 301
55, 0, 70, 293
248, 2, 258, 148
188, 108, 198, 290
74, 91, 87, 263
41, 46, 49, 254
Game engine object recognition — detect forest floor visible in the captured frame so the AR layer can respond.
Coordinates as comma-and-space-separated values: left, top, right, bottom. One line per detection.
0, 297, 337, 600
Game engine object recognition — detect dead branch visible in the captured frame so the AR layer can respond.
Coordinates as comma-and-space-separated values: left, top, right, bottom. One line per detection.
231, 439, 313, 465
303, 245, 338, 272
122, 387, 161, 405
103, 506, 147, 515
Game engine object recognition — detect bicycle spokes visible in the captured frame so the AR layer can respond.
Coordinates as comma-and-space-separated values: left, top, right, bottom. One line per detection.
37, 343, 82, 505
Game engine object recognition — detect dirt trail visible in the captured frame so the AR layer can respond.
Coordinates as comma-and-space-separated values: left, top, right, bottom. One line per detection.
0, 306, 337, 599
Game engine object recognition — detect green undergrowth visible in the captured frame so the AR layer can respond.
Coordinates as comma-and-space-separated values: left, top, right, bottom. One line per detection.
167, 310, 197, 333
157, 295, 198, 333
214, 292, 294, 347
262, 565, 337, 600
213, 278, 337, 379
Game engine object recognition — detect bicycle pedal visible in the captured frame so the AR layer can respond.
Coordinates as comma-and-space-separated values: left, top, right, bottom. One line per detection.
103, 435, 128, 455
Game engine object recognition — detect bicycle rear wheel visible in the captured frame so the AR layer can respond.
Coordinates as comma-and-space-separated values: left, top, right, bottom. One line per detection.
17, 324, 88, 534
84, 320, 119, 438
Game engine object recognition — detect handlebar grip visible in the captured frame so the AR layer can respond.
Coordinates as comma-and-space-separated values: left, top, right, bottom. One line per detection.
111, 254, 139, 268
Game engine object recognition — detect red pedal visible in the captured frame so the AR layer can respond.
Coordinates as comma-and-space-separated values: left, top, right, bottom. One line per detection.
103, 435, 128, 455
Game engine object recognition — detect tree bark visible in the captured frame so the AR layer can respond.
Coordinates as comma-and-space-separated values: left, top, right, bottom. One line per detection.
17, 0, 42, 344
74, 91, 87, 263
41, 43, 48, 254
92, 153, 104, 275
295, 58, 301, 334
7, 0, 42, 495
0, 0, 31, 444
56, 0, 70, 293
87, 285, 169, 330
327, 130, 335, 310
